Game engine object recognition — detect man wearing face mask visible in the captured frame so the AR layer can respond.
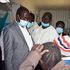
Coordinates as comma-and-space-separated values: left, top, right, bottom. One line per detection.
32, 12, 58, 44
27, 12, 35, 34
55, 21, 66, 36
27, 12, 35, 29
3, 6, 34, 70
27, 12, 39, 34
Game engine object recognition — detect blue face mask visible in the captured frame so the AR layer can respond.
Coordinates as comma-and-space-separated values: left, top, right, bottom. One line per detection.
27, 22, 33, 29
41, 22, 50, 27
19, 19, 28, 27
56, 27, 63, 34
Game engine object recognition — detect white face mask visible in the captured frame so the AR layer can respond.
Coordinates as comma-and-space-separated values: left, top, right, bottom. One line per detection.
19, 19, 28, 27
42, 22, 50, 27
56, 27, 63, 34
27, 22, 33, 29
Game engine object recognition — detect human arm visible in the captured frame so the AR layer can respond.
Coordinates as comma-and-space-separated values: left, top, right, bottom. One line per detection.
3, 27, 14, 70
19, 45, 49, 70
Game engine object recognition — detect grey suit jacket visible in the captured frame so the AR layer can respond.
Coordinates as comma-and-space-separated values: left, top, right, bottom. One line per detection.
3, 22, 29, 70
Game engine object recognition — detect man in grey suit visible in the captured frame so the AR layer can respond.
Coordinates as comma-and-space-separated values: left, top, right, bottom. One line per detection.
3, 6, 33, 70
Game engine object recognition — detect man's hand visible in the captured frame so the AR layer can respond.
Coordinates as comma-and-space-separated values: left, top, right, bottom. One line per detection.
32, 44, 49, 56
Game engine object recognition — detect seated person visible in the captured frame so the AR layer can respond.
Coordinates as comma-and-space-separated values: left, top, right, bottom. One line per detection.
40, 42, 61, 70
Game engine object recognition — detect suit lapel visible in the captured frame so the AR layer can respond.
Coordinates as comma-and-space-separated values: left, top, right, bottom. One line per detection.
13, 22, 34, 45
13, 22, 26, 41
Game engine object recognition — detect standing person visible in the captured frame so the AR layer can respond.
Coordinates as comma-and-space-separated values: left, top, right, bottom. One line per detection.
0, 3, 12, 70
27, 12, 39, 34
55, 21, 66, 36
3, 6, 34, 70
27, 12, 35, 29
32, 12, 58, 44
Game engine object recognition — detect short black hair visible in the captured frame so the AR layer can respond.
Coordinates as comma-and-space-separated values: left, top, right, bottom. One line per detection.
56, 21, 65, 29
41, 42, 61, 70
16, 6, 29, 19
42, 12, 52, 20
29, 13, 35, 20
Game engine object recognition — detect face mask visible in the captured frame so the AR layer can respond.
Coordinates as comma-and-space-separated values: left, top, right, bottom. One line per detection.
41, 22, 50, 27
56, 27, 63, 34
19, 19, 28, 27
27, 22, 33, 29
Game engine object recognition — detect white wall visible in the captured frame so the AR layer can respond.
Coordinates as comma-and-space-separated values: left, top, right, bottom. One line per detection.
16, 0, 36, 14
39, 9, 70, 28
12, 4, 20, 20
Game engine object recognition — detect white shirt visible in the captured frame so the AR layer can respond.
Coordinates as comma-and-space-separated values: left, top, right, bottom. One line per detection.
28, 22, 39, 34
32, 25, 58, 44
19, 25, 33, 51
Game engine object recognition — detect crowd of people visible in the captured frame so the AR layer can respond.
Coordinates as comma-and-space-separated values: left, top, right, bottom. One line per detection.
0, 2, 70, 70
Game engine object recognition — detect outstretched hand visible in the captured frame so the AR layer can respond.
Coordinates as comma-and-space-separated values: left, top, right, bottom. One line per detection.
32, 44, 49, 56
